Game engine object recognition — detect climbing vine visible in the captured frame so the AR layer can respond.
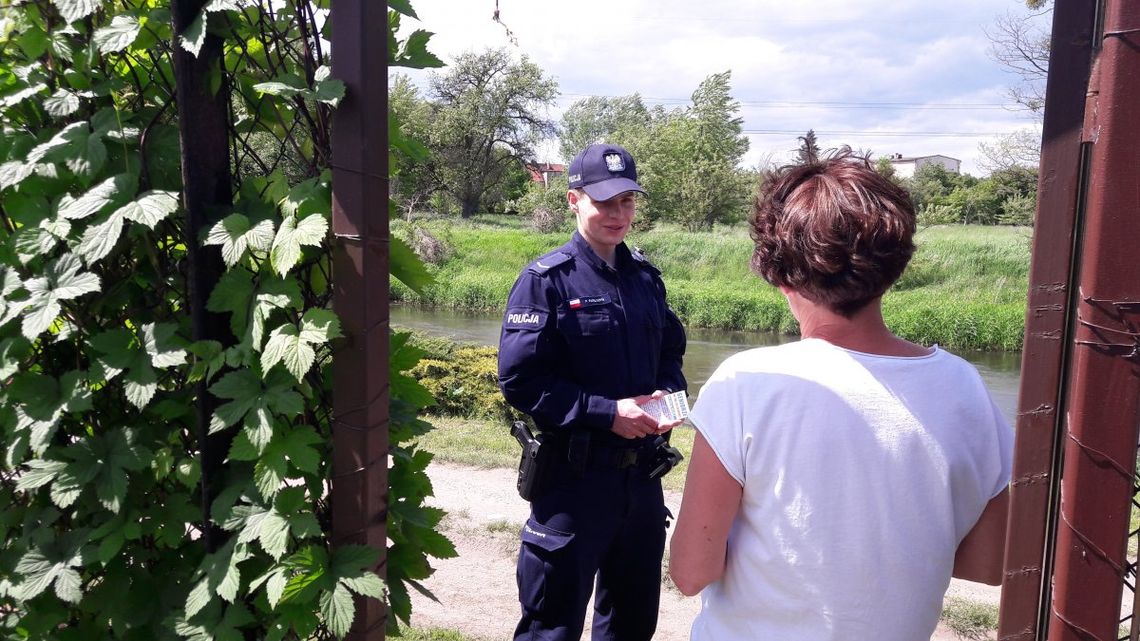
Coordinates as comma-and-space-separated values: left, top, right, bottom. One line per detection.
0, 0, 448, 638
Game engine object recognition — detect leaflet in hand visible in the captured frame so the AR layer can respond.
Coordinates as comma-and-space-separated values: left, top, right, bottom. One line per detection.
641, 391, 691, 423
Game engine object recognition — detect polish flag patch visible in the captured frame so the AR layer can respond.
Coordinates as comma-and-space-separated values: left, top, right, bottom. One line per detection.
569, 298, 582, 309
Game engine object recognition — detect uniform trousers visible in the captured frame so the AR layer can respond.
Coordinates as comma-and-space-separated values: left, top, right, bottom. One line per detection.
513, 456, 669, 641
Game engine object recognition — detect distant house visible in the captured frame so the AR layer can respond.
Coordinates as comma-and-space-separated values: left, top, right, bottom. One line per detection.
526, 162, 566, 188
884, 154, 961, 179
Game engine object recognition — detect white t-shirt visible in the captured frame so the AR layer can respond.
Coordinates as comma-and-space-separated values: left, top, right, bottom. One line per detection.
688, 338, 1013, 641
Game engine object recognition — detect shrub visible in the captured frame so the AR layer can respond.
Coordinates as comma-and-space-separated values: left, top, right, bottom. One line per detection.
512, 175, 571, 231
409, 344, 522, 422
412, 226, 452, 264
529, 206, 567, 234
998, 193, 1036, 226
917, 203, 961, 227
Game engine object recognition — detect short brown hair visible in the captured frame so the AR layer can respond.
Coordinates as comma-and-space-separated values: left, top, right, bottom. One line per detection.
749, 148, 916, 316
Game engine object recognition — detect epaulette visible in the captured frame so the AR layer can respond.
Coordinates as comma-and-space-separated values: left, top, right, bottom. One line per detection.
630, 246, 661, 275
526, 251, 572, 275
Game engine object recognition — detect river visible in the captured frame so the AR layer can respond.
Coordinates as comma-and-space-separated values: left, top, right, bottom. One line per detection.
391, 305, 1023, 425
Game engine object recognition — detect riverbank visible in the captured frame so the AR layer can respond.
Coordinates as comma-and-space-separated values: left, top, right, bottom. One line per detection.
391, 216, 1031, 351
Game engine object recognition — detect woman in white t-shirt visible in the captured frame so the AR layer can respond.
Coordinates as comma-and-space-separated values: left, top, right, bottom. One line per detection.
669, 149, 1012, 641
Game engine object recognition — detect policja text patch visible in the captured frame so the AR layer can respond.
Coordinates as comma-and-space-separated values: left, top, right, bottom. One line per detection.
503, 309, 547, 330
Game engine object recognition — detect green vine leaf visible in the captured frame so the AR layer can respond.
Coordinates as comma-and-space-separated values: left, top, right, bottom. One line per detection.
340, 573, 384, 600
119, 190, 180, 228
225, 487, 320, 561
43, 89, 80, 117
21, 254, 101, 339
27, 122, 107, 177
143, 322, 188, 368
50, 0, 99, 23
0, 161, 36, 190
391, 28, 444, 70
312, 66, 344, 107
0, 337, 30, 379
209, 369, 302, 455
13, 531, 89, 603
93, 14, 142, 53
0, 82, 48, 108
58, 174, 135, 220
390, 236, 433, 293
206, 268, 255, 335
14, 458, 67, 491
13, 225, 61, 264
205, 0, 244, 11
0, 267, 26, 327
176, 602, 256, 641
180, 11, 207, 57
269, 213, 327, 277
261, 309, 339, 382
89, 323, 185, 407
205, 213, 275, 267
319, 583, 354, 638
258, 321, 312, 380
388, 0, 417, 19
252, 74, 306, 99
76, 211, 126, 264
185, 539, 250, 617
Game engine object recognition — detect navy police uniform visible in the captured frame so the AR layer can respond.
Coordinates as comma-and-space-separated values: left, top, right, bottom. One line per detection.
498, 230, 687, 641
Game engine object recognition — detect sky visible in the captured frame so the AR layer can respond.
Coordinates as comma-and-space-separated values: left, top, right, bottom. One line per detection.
393, 0, 1050, 176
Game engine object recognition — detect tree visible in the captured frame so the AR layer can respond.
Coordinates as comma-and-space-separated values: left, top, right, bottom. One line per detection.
426, 48, 558, 218
875, 156, 899, 182
978, 127, 1042, 173
904, 163, 962, 213
796, 129, 821, 164
678, 71, 751, 229
986, 1, 1052, 113
619, 73, 751, 230
390, 73, 440, 219
947, 181, 1002, 225
559, 95, 651, 161
981, 1, 1051, 169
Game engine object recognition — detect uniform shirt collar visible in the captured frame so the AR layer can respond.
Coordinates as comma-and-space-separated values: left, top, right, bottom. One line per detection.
571, 231, 632, 272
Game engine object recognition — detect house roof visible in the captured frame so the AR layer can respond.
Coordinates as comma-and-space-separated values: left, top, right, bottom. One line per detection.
527, 162, 566, 172
886, 154, 961, 164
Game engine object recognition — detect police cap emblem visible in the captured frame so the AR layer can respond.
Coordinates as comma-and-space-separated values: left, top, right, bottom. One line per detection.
604, 152, 625, 173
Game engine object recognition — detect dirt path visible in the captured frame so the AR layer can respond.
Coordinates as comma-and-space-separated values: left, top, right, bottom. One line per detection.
409, 462, 999, 640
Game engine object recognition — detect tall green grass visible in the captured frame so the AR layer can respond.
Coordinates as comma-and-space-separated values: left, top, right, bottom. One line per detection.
392, 217, 1032, 351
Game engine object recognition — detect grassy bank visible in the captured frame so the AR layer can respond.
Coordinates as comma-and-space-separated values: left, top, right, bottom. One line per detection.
392, 216, 1031, 351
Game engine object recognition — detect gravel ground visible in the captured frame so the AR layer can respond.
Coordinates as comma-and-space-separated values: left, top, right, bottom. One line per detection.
408, 462, 999, 640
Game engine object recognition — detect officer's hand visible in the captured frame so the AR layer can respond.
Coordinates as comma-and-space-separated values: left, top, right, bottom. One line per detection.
649, 389, 684, 435
611, 396, 660, 439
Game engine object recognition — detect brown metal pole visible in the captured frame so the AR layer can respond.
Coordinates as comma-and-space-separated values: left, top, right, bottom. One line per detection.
1047, 0, 1140, 638
331, 0, 389, 639
171, 0, 236, 553
998, 1, 1099, 638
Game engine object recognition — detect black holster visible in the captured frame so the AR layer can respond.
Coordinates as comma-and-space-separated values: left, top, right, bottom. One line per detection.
511, 421, 554, 501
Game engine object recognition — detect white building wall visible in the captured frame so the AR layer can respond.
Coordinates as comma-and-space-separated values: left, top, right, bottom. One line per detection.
886, 155, 961, 179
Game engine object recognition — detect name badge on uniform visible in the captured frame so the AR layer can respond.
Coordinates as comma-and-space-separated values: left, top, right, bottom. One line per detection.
504, 309, 547, 330
567, 294, 610, 310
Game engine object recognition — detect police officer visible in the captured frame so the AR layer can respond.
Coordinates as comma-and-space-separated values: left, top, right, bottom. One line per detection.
498, 143, 687, 641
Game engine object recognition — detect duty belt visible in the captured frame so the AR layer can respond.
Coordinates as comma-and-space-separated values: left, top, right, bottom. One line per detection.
582, 445, 650, 469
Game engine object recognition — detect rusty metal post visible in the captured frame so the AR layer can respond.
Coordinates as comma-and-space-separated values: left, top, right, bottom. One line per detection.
1046, 0, 1140, 638
171, 0, 236, 553
331, 0, 389, 638
998, 1, 1099, 638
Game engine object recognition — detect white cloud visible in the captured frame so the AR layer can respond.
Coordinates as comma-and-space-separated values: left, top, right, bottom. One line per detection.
395, 0, 1044, 174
